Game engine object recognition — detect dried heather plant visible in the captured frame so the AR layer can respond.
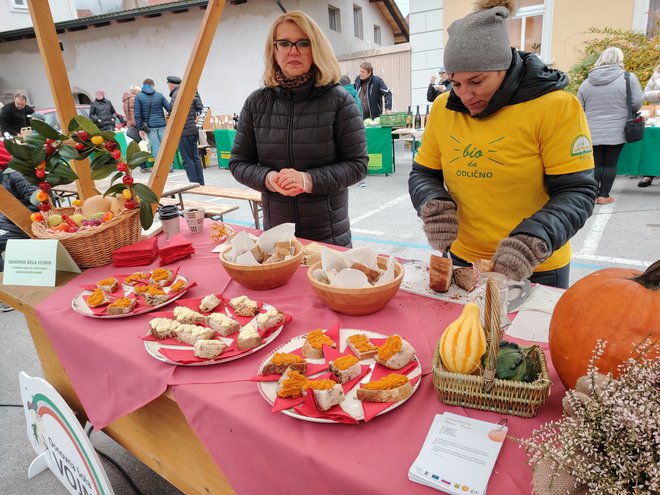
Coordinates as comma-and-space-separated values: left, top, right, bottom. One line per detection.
522, 338, 659, 495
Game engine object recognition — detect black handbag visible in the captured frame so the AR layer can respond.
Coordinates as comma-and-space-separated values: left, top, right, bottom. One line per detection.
126, 126, 142, 143
624, 72, 644, 143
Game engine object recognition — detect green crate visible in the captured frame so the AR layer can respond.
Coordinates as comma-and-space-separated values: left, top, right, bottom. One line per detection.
378, 112, 408, 127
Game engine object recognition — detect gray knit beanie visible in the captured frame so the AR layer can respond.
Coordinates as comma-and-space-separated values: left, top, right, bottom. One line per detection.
444, 0, 516, 73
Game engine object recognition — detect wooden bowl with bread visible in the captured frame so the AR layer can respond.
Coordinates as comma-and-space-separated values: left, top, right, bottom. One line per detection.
219, 240, 304, 290
306, 257, 404, 316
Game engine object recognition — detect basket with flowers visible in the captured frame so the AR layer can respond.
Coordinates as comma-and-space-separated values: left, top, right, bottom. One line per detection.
3, 115, 158, 267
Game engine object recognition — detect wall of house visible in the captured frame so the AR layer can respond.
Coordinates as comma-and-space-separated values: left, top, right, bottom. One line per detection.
0, 0, 78, 32
408, 0, 444, 109
0, 0, 397, 116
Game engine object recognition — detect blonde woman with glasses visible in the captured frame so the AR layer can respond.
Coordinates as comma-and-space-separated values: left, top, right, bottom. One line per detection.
229, 11, 367, 247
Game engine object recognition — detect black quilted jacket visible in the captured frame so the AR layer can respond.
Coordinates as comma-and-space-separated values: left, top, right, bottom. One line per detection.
229, 79, 367, 247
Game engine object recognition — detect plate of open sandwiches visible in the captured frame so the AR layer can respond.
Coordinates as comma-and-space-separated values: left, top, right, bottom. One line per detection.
143, 294, 289, 366
71, 268, 194, 318
400, 255, 531, 312
255, 327, 422, 423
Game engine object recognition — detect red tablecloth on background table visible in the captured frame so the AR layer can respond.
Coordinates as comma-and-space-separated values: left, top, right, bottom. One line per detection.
35, 220, 564, 495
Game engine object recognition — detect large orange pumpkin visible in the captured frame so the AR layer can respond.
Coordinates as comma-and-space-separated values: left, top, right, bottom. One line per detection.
549, 260, 659, 389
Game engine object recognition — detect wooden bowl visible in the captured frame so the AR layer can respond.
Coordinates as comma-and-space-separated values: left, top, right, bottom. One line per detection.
306, 257, 404, 316
219, 240, 304, 290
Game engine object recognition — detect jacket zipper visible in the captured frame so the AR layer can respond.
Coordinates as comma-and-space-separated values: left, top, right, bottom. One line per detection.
287, 91, 299, 225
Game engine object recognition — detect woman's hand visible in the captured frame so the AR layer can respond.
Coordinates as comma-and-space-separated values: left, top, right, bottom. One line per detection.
274, 168, 310, 196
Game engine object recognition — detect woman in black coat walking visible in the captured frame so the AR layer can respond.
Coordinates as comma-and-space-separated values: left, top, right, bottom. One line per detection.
89, 89, 118, 131
229, 11, 367, 247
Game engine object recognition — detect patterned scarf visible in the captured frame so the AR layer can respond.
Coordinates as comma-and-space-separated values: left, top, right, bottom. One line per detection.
275, 66, 314, 88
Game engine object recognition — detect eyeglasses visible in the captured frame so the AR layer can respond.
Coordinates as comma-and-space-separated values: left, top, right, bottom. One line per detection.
273, 39, 311, 53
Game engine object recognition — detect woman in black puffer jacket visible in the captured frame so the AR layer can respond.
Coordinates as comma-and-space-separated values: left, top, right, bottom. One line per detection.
89, 89, 118, 132
229, 11, 367, 247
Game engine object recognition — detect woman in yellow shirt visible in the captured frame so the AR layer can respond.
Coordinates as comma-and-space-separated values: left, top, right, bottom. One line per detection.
409, 0, 597, 288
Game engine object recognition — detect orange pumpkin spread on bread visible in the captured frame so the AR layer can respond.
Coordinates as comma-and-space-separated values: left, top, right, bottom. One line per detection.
377, 335, 402, 361
109, 297, 133, 309
362, 373, 409, 390
332, 355, 359, 371
306, 329, 334, 349
87, 288, 107, 307
305, 379, 336, 391
151, 268, 171, 283
147, 285, 166, 296
270, 353, 305, 367
97, 277, 116, 287
277, 371, 308, 398
124, 273, 149, 285
169, 279, 186, 293
347, 334, 377, 352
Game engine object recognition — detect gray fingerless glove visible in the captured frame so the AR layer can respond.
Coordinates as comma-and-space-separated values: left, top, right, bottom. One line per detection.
492, 234, 550, 281
420, 199, 458, 253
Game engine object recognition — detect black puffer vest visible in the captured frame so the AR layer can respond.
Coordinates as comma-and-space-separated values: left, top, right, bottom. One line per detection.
229, 77, 367, 247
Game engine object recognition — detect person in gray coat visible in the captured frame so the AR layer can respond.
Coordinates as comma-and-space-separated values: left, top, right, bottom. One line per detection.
577, 47, 643, 204
229, 11, 367, 247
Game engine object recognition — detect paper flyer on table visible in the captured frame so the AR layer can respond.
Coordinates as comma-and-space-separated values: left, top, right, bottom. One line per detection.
408, 412, 507, 494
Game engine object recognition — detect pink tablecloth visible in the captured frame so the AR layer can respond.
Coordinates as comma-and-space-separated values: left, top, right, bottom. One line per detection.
36, 222, 564, 495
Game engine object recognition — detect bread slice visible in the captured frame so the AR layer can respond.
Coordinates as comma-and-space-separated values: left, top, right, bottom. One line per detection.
429, 254, 453, 293
173, 306, 206, 325
229, 295, 259, 316
123, 272, 150, 286
174, 324, 215, 345
250, 244, 267, 263
375, 335, 416, 370
276, 367, 308, 399
143, 286, 169, 306
207, 313, 240, 337
107, 297, 137, 315
356, 373, 412, 403
236, 324, 263, 350
169, 279, 187, 294
261, 352, 307, 375
345, 334, 378, 360
301, 329, 335, 359
256, 309, 284, 332
193, 339, 227, 359
97, 277, 119, 293
306, 380, 345, 411
150, 268, 174, 287
263, 252, 284, 264
328, 355, 361, 384
199, 294, 222, 313
87, 288, 110, 308
350, 263, 381, 284
453, 266, 478, 292
148, 317, 180, 340
274, 240, 293, 258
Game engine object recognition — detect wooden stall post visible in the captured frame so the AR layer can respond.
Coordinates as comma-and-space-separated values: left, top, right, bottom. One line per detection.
0, 187, 34, 236
27, 0, 96, 201
148, 0, 227, 200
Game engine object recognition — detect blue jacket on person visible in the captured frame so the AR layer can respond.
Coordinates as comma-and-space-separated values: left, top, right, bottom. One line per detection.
134, 85, 171, 130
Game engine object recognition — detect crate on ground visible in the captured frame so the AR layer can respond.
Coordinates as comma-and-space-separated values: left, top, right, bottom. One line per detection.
379, 112, 408, 127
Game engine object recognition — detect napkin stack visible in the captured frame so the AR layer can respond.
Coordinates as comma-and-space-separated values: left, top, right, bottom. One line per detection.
112, 237, 159, 267
159, 234, 195, 266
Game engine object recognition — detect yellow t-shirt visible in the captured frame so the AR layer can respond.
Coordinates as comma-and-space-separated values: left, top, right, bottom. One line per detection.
415, 90, 594, 272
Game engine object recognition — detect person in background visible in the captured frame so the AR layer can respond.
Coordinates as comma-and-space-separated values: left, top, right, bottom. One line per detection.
167, 76, 205, 185
427, 68, 453, 103
638, 63, 660, 188
0, 93, 34, 137
230, 11, 367, 247
339, 75, 363, 116
409, 0, 597, 289
122, 84, 149, 173
354, 61, 392, 120
134, 78, 171, 172
89, 90, 119, 132
577, 47, 643, 204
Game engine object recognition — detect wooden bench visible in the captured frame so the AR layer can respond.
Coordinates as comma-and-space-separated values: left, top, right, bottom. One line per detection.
158, 197, 239, 221
184, 185, 262, 229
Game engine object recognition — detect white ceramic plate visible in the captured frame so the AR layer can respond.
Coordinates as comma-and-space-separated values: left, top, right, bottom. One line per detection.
399, 260, 531, 312
256, 329, 422, 423
71, 274, 191, 319
144, 303, 284, 366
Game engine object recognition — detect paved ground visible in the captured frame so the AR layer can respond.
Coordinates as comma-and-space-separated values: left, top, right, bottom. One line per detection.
1, 141, 658, 494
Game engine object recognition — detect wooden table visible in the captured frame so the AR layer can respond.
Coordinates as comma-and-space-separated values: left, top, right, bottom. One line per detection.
185, 185, 262, 229
52, 180, 200, 210
0, 273, 236, 495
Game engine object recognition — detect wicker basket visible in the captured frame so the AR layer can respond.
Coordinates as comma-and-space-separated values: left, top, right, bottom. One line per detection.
32, 207, 141, 268
431, 278, 552, 418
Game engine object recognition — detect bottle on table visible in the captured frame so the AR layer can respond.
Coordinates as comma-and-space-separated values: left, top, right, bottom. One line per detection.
422, 104, 430, 128
414, 105, 421, 129
406, 106, 413, 129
